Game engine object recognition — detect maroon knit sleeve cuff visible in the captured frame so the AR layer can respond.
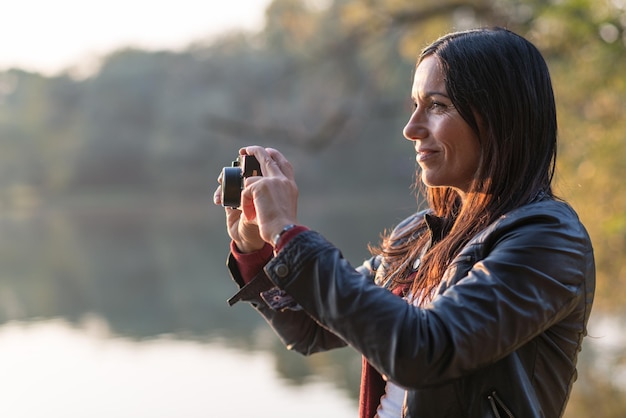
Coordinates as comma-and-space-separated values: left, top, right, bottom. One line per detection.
230, 241, 273, 284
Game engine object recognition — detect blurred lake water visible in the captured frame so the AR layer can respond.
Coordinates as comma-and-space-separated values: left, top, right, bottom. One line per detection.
0, 319, 357, 418
0, 200, 363, 418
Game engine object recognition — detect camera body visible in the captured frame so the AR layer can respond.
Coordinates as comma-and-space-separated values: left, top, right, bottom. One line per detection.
221, 155, 262, 207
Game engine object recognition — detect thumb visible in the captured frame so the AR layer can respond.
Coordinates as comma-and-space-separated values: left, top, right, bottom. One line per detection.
241, 187, 257, 222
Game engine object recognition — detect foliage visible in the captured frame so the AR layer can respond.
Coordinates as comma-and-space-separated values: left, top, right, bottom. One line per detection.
5, 0, 622, 308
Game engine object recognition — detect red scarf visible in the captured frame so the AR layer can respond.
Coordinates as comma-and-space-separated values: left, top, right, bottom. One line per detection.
358, 284, 409, 418
359, 356, 387, 418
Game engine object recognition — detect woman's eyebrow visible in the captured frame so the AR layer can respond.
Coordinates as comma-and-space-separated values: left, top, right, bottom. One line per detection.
425, 91, 449, 98
412, 91, 450, 100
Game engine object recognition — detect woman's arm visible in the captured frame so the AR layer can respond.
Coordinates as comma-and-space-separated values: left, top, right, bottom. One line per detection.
260, 202, 594, 387
226, 243, 382, 355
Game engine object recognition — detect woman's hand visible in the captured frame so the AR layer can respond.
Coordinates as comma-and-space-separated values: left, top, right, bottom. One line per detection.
214, 170, 265, 253
213, 146, 299, 252
240, 146, 299, 245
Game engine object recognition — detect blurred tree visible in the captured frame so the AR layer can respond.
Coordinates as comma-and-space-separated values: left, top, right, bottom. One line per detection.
251, 0, 626, 311
0, 0, 623, 307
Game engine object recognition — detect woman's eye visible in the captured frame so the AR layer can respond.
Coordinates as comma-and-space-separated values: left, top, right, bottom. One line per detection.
408, 99, 449, 113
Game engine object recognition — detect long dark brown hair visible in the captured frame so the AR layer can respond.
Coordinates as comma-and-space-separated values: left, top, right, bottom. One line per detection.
377, 28, 558, 298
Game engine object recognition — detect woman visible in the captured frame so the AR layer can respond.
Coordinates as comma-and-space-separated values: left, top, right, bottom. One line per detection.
213, 27, 595, 418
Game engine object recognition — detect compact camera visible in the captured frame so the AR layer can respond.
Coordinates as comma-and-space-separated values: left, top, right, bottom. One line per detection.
221, 155, 262, 208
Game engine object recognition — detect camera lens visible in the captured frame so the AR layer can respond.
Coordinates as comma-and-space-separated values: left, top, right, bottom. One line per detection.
221, 167, 243, 207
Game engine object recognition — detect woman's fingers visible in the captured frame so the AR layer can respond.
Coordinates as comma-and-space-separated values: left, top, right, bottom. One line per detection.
222, 145, 299, 243
266, 147, 295, 180
213, 187, 222, 206
240, 146, 291, 179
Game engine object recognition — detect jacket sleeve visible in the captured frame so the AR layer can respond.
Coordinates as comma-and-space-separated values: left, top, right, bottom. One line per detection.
226, 249, 382, 355
262, 202, 595, 388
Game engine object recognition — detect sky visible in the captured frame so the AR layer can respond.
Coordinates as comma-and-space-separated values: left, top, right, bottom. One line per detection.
0, 0, 271, 76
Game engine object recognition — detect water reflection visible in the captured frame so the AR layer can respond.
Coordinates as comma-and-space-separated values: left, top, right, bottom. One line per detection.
0, 203, 362, 417
0, 319, 357, 418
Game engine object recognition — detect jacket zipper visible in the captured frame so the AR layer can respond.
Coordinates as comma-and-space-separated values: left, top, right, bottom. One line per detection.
487, 391, 514, 418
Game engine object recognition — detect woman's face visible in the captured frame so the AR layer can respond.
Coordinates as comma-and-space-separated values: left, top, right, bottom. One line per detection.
403, 56, 481, 199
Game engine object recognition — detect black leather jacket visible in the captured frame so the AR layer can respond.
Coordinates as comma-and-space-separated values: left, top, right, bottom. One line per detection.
227, 198, 595, 418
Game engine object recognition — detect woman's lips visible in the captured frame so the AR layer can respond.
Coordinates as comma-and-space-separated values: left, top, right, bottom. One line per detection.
416, 148, 438, 163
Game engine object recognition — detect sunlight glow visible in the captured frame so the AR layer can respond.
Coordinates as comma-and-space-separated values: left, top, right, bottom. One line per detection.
0, 0, 271, 75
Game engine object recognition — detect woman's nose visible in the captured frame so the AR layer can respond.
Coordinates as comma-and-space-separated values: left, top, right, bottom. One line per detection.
403, 112, 428, 141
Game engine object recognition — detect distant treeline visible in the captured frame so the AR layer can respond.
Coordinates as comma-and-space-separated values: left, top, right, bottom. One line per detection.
0, 0, 624, 308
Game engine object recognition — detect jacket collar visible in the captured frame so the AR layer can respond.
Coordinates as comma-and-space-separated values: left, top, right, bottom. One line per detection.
423, 213, 452, 246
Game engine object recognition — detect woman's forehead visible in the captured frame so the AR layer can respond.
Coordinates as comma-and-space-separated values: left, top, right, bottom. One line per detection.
412, 56, 446, 97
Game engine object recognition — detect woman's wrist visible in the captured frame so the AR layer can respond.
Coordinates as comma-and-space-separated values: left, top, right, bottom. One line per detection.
272, 224, 298, 247
273, 225, 309, 253
234, 238, 266, 254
